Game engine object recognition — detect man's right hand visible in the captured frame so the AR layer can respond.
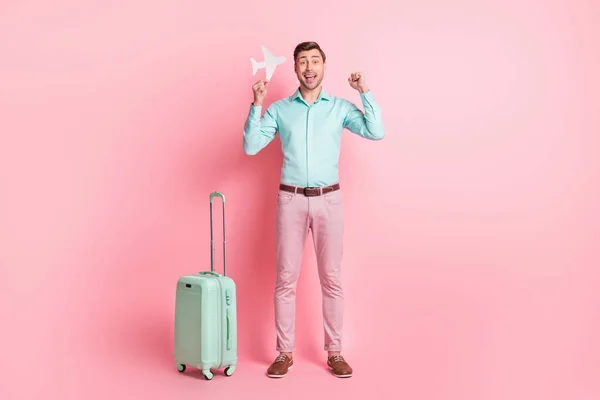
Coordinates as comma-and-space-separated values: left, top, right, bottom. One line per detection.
252, 79, 268, 106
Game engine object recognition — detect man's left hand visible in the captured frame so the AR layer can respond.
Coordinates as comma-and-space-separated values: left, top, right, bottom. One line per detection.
348, 72, 369, 93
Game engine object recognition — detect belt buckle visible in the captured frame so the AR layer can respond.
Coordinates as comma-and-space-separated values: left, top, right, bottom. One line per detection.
303, 187, 319, 197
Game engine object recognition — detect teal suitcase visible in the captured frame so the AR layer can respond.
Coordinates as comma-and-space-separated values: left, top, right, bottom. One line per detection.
173, 191, 237, 380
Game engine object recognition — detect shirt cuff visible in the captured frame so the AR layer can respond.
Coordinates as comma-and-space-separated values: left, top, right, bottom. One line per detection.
249, 103, 262, 116
360, 90, 374, 102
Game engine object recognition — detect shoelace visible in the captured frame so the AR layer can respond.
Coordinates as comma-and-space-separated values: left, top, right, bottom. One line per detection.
275, 354, 289, 363
330, 355, 345, 364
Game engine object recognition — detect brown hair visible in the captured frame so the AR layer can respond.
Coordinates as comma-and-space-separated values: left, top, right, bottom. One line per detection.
293, 41, 326, 63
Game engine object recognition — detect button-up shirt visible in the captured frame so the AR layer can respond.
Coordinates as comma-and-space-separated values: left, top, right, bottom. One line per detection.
243, 87, 385, 187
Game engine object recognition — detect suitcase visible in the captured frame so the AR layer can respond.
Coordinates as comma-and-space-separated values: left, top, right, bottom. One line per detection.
173, 191, 237, 380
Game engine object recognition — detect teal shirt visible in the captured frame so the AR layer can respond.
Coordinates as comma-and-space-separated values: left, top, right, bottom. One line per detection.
243, 87, 385, 187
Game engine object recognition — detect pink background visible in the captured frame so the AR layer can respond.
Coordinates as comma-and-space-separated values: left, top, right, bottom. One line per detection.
1, 1, 599, 399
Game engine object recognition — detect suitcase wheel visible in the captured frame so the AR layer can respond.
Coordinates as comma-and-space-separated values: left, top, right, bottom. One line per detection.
176, 362, 186, 373
224, 366, 235, 376
202, 369, 214, 380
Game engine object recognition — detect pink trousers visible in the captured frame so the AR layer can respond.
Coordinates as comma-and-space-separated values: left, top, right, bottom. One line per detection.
274, 186, 344, 353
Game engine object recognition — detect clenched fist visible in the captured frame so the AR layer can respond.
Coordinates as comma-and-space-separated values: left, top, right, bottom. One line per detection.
252, 79, 268, 106
348, 72, 369, 93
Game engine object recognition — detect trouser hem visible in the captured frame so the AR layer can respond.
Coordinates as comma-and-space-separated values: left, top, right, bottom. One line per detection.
276, 347, 295, 353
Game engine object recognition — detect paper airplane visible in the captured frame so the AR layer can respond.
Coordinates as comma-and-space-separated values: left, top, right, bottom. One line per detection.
250, 45, 286, 80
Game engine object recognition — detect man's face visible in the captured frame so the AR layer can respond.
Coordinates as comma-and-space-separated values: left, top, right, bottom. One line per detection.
294, 49, 326, 90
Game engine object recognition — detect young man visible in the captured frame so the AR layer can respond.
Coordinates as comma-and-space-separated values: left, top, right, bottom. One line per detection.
242, 41, 385, 378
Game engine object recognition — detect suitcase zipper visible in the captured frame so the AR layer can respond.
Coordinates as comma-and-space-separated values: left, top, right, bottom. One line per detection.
215, 276, 223, 368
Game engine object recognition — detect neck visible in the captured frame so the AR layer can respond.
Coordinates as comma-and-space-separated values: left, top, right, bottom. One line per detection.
299, 85, 321, 104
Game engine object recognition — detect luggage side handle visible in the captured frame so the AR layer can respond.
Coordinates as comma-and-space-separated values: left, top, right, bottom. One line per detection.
226, 308, 231, 350
209, 191, 227, 276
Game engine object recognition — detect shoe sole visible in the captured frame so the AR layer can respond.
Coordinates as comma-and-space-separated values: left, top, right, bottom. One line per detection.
266, 364, 293, 378
328, 365, 352, 378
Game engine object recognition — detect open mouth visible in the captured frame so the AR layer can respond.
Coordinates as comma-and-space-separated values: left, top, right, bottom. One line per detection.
304, 74, 316, 83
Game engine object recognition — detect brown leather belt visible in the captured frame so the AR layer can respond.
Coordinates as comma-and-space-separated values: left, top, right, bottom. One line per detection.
279, 183, 340, 197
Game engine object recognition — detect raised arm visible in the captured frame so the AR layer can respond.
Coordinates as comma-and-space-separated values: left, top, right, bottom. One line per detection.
343, 72, 385, 140
243, 79, 278, 155
243, 103, 278, 155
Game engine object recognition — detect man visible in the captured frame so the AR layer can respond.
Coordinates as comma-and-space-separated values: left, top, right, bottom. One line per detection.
242, 41, 385, 378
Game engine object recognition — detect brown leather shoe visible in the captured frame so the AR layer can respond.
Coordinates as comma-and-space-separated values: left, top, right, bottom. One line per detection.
267, 354, 293, 378
327, 354, 353, 378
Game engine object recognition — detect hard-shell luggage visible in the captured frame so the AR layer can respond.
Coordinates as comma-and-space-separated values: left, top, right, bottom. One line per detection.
173, 191, 237, 380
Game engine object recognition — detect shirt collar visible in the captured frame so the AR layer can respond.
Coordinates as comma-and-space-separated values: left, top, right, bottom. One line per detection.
291, 87, 330, 104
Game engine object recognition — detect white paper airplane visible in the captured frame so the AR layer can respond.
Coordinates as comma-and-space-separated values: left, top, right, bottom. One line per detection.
250, 45, 286, 81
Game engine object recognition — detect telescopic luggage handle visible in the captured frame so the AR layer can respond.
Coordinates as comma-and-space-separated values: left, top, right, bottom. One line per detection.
208, 191, 227, 276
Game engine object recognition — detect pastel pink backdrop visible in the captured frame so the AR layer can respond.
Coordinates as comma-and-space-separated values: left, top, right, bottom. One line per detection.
1, 1, 599, 399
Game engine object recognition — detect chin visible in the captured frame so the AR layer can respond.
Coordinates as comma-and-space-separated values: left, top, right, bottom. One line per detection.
303, 80, 320, 89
